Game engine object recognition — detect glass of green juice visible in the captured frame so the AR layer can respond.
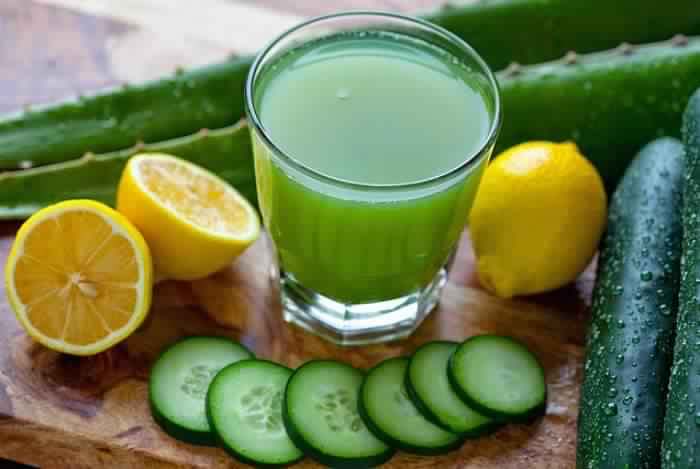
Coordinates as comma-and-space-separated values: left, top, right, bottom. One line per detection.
245, 12, 501, 345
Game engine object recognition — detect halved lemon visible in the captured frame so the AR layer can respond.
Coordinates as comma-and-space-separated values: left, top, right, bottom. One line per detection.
117, 153, 260, 280
5, 200, 153, 356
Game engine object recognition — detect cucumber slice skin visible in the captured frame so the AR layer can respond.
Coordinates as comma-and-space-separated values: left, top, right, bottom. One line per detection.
405, 378, 502, 439
282, 360, 395, 469
404, 372, 457, 432
148, 336, 254, 446
448, 335, 547, 424
206, 360, 303, 468
150, 397, 216, 447
359, 358, 465, 456
405, 341, 502, 438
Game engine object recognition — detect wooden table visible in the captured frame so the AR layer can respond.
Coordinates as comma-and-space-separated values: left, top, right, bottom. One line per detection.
0, 1, 591, 467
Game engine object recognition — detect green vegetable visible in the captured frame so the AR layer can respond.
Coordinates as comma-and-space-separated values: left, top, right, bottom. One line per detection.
660, 89, 700, 468
283, 360, 395, 469
448, 335, 546, 423
4, 2, 700, 170
426, 0, 700, 70
359, 357, 464, 455
0, 56, 252, 169
149, 336, 254, 446
6, 37, 700, 217
496, 35, 700, 190
405, 341, 497, 436
206, 360, 303, 467
577, 138, 684, 469
0, 120, 256, 219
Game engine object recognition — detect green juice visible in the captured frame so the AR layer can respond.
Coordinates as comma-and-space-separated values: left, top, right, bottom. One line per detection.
251, 31, 494, 304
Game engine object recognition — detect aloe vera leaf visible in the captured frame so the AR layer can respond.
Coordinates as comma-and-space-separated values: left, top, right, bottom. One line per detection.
0, 56, 252, 169
0, 120, 255, 219
4, 1, 700, 170
426, 0, 700, 71
5, 38, 700, 218
497, 36, 700, 190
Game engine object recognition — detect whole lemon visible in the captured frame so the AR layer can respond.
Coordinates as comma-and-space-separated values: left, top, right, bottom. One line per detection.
469, 141, 607, 298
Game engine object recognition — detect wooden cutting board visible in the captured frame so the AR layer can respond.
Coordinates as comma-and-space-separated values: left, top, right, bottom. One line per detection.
0, 1, 590, 467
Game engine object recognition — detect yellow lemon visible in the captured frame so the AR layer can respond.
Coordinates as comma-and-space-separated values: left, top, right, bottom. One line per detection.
5, 200, 153, 356
469, 141, 607, 298
117, 153, 260, 280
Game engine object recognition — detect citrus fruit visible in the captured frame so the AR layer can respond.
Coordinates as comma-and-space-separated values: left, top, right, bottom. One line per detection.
5, 199, 153, 356
117, 153, 260, 280
469, 141, 607, 298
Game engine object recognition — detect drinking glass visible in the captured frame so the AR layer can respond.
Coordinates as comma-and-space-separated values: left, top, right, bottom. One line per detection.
245, 12, 501, 345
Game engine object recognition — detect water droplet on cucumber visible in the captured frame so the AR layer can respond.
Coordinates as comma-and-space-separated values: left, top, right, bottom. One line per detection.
604, 402, 618, 416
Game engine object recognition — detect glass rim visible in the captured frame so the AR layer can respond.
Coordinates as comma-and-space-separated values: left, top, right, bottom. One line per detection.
245, 10, 502, 191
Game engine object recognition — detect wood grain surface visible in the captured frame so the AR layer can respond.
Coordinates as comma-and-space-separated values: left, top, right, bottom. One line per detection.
0, 1, 589, 468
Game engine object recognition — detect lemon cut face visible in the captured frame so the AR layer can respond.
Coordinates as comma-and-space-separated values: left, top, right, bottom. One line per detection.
117, 153, 260, 281
5, 200, 153, 356
136, 155, 257, 238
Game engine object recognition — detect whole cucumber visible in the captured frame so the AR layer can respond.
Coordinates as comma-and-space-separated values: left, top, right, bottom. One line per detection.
497, 36, 700, 190
0, 56, 252, 169
0, 121, 256, 219
577, 138, 684, 469
3, 2, 700, 169
660, 88, 700, 468
426, 0, 700, 70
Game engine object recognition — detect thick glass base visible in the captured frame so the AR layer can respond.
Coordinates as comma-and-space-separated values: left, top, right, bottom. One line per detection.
278, 267, 448, 346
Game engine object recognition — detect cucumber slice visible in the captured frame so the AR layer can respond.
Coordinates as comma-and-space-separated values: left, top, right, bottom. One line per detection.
206, 360, 303, 467
448, 335, 546, 423
283, 360, 394, 469
149, 336, 253, 445
406, 341, 499, 436
359, 357, 464, 455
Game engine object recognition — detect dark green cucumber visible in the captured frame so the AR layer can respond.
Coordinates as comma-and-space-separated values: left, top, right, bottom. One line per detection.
660, 89, 700, 468
497, 35, 700, 190
576, 138, 684, 469
0, 120, 256, 219
4, 5, 700, 171
426, 0, 700, 71
0, 56, 252, 169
